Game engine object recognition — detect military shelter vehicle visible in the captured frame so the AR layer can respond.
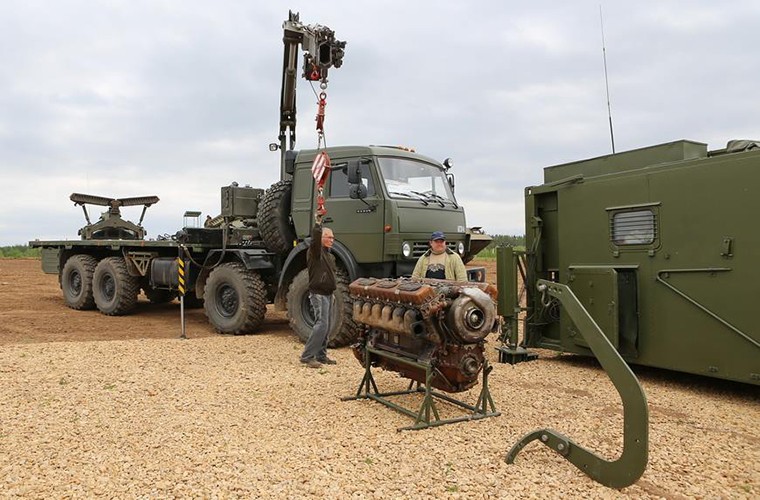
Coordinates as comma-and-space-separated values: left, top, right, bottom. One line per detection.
513, 138, 760, 385
29, 12, 489, 346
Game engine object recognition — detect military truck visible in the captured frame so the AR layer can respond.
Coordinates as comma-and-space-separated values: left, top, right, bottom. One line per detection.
29, 12, 490, 346
505, 138, 760, 385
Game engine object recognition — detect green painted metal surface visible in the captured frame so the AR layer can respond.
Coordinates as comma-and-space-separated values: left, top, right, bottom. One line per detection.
290, 145, 470, 266
523, 139, 760, 385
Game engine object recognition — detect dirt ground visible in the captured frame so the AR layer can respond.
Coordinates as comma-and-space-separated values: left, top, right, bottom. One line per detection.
0, 258, 221, 345
0, 258, 500, 345
1, 258, 758, 498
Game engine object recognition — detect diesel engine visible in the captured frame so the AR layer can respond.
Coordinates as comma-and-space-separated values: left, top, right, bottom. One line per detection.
349, 277, 499, 393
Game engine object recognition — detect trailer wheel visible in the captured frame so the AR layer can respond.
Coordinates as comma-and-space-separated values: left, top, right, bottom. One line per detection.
61, 254, 98, 310
286, 268, 361, 347
258, 180, 296, 254
204, 262, 266, 334
93, 257, 139, 315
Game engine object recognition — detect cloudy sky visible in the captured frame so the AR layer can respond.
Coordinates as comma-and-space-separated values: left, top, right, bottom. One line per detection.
2, 0, 759, 246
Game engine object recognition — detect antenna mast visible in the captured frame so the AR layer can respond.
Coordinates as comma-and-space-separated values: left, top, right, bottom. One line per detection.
600, 5, 616, 154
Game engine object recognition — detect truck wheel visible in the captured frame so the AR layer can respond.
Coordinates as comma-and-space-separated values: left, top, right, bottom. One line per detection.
61, 254, 98, 310
204, 262, 266, 334
93, 257, 139, 315
259, 180, 295, 254
143, 285, 175, 304
285, 268, 361, 347
330, 268, 362, 347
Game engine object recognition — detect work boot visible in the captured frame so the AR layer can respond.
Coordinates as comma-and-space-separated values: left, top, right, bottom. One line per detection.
300, 358, 322, 369
317, 356, 337, 365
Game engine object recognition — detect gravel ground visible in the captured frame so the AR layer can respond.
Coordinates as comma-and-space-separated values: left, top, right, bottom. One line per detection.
1, 336, 758, 499
1, 259, 758, 498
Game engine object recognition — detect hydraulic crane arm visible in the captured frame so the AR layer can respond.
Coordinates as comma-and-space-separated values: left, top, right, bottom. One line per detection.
277, 11, 346, 176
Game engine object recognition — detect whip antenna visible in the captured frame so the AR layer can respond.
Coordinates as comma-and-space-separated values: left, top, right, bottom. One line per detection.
600, 5, 616, 154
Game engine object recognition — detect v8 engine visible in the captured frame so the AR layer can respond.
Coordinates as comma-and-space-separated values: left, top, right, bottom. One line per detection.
348, 277, 499, 392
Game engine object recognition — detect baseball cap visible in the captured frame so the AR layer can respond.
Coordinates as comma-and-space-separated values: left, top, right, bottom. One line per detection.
430, 231, 445, 241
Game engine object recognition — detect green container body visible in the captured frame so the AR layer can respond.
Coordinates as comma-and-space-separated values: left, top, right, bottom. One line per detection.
523, 139, 760, 385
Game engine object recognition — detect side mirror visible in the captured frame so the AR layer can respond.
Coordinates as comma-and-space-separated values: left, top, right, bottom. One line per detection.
349, 183, 367, 200
447, 173, 455, 193
347, 159, 362, 185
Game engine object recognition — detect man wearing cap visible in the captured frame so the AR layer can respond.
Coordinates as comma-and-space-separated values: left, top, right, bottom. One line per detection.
412, 231, 467, 281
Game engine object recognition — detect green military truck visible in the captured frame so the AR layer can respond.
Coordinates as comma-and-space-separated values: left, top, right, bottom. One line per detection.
29, 13, 490, 347
31, 145, 486, 347
513, 138, 760, 385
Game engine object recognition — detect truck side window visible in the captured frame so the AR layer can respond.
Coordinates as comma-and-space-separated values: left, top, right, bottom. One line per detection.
610, 209, 656, 245
329, 163, 375, 198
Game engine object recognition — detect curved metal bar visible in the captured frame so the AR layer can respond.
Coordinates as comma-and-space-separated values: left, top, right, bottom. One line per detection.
506, 279, 648, 489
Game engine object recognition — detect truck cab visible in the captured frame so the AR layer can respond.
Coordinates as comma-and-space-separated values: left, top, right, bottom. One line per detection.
290, 145, 470, 276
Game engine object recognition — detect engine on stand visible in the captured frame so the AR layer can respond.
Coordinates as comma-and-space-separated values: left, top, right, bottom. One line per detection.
343, 276, 501, 430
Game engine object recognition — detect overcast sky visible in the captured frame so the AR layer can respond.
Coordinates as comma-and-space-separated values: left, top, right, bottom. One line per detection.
2, 1, 759, 246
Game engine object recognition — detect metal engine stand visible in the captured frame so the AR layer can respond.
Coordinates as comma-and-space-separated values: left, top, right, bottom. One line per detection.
342, 345, 500, 431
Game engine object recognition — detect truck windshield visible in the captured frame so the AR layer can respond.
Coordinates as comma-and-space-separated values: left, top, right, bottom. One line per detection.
377, 157, 455, 204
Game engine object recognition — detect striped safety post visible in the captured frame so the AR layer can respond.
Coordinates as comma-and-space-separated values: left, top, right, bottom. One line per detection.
177, 246, 187, 339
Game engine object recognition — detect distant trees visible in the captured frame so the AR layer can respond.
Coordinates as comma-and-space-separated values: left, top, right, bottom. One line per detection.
477, 234, 525, 258
0, 245, 41, 258
488, 234, 524, 248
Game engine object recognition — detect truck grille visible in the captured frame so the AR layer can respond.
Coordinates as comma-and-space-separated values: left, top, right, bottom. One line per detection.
412, 241, 457, 258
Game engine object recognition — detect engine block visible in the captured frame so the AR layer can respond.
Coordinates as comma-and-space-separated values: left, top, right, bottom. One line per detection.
349, 277, 499, 393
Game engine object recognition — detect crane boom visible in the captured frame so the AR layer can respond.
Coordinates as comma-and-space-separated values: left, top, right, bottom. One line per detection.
277, 11, 346, 177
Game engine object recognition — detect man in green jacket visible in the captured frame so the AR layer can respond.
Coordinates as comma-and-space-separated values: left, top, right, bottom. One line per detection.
412, 231, 467, 281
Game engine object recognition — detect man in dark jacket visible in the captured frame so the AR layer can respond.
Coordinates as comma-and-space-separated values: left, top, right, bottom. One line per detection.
299, 223, 338, 368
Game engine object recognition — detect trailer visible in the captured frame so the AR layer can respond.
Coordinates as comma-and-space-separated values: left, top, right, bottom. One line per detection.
508, 139, 760, 385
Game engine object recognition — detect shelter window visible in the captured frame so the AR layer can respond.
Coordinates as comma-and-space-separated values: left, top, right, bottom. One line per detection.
610, 209, 656, 245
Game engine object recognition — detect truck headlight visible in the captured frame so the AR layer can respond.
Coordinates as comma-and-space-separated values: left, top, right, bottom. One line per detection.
457, 242, 465, 255
402, 241, 412, 258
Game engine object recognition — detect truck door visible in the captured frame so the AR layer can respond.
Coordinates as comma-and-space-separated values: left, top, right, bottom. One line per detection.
321, 160, 385, 263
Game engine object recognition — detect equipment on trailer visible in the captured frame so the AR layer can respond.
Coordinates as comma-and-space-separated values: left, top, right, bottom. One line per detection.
70, 193, 159, 240
344, 277, 500, 430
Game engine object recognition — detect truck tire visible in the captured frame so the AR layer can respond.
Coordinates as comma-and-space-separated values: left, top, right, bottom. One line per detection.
258, 180, 296, 254
143, 285, 175, 304
286, 268, 362, 347
204, 262, 266, 334
331, 268, 362, 347
93, 257, 139, 315
61, 254, 98, 310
